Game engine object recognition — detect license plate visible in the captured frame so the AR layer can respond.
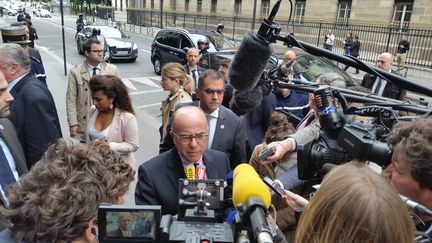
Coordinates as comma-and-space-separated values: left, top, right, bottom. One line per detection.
117, 51, 129, 55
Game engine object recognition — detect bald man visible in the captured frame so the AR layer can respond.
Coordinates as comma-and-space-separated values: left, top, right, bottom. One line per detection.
361, 52, 405, 100
277, 50, 297, 78
135, 106, 230, 216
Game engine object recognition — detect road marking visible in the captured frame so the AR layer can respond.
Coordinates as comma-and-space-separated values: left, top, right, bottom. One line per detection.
141, 49, 151, 53
128, 76, 161, 88
136, 102, 161, 109
37, 45, 74, 70
130, 89, 164, 95
122, 78, 138, 91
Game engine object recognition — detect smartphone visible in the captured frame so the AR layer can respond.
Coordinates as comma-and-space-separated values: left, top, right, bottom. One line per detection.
262, 176, 286, 197
258, 147, 275, 161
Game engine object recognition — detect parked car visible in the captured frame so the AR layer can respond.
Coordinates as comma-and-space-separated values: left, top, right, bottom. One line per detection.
1, 6, 17, 16
150, 27, 238, 74
76, 26, 138, 62
38, 8, 51, 18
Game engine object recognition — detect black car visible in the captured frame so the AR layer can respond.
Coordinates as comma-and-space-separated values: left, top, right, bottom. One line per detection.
76, 26, 138, 62
150, 27, 238, 74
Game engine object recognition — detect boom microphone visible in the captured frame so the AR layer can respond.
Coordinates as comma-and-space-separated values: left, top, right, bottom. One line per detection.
400, 195, 432, 217
230, 86, 263, 116
228, 32, 273, 91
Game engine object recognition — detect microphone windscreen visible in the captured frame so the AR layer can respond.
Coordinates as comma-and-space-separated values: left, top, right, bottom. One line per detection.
186, 164, 195, 180
229, 31, 273, 91
230, 86, 263, 116
232, 164, 271, 208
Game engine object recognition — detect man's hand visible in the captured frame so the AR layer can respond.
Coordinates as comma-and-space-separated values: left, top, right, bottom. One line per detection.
262, 139, 292, 164
69, 125, 80, 136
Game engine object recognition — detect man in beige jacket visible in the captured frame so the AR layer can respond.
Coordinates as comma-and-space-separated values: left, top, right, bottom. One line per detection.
66, 38, 120, 142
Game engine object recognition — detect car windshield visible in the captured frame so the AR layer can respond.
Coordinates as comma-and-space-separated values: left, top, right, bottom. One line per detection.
190, 34, 237, 52
295, 54, 357, 86
99, 27, 122, 38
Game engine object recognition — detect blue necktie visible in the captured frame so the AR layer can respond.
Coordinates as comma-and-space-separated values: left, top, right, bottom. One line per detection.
0, 144, 17, 193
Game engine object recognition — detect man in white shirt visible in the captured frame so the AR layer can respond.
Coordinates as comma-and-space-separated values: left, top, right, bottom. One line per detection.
323, 29, 335, 51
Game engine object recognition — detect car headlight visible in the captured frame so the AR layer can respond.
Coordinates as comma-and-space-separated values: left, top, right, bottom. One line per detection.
133, 43, 138, 50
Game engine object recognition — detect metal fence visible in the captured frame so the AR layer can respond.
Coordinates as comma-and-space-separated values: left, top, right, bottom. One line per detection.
97, 7, 432, 69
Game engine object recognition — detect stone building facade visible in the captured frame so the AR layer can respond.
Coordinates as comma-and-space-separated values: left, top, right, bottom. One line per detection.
116, 0, 432, 26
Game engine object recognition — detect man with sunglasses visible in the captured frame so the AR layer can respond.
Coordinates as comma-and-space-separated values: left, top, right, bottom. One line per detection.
135, 106, 230, 216
159, 69, 246, 169
66, 38, 120, 143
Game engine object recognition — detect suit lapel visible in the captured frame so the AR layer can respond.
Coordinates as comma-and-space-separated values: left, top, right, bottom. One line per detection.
0, 120, 27, 175
202, 150, 218, 179
165, 149, 185, 190
9, 74, 31, 97
210, 108, 225, 149
80, 63, 91, 83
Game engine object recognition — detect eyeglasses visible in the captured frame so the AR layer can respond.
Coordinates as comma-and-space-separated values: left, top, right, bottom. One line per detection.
171, 131, 208, 144
202, 88, 224, 95
90, 50, 104, 53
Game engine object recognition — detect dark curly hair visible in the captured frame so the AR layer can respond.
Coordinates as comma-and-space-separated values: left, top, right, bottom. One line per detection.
387, 118, 432, 190
90, 74, 135, 114
263, 112, 295, 162
0, 139, 135, 242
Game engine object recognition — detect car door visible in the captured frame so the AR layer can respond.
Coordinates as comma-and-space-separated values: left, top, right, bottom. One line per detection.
157, 31, 182, 65
178, 34, 194, 65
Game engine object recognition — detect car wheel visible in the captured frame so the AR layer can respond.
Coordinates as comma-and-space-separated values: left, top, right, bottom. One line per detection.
153, 57, 162, 75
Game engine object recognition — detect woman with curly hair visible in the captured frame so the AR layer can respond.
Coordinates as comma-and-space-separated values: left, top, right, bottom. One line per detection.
86, 74, 139, 170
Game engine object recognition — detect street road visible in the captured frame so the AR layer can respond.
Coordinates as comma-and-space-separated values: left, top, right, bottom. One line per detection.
1, 14, 166, 205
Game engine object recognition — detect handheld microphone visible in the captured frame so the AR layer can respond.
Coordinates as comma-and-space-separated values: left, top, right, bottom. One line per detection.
233, 164, 273, 243
195, 163, 207, 180
186, 164, 196, 180
400, 195, 432, 217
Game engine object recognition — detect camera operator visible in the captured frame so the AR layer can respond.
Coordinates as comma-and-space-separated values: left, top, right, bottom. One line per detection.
282, 162, 415, 243
0, 139, 135, 242
382, 118, 432, 231
263, 73, 346, 189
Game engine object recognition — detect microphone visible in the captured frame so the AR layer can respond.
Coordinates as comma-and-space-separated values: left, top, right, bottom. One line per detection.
233, 164, 273, 243
232, 164, 271, 207
228, 31, 273, 92
186, 164, 196, 180
400, 195, 432, 217
195, 163, 207, 180
230, 86, 263, 116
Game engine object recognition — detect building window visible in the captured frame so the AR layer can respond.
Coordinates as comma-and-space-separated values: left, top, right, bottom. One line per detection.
142, 0, 146, 8
197, 0, 202, 12
337, 0, 351, 20
211, 0, 217, 13
234, 0, 242, 16
294, 0, 306, 23
185, 0, 189, 12
151, 0, 154, 9
261, 0, 270, 17
393, 0, 413, 29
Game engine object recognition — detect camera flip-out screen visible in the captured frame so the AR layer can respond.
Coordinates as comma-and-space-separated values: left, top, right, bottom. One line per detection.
98, 204, 161, 243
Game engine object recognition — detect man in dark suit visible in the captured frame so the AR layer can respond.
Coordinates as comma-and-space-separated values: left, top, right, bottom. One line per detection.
184, 47, 205, 88
136, 106, 231, 216
0, 43, 62, 169
0, 70, 28, 230
159, 69, 246, 168
361, 52, 405, 100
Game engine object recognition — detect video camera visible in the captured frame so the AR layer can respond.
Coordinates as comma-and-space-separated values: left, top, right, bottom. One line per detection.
296, 86, 394, 180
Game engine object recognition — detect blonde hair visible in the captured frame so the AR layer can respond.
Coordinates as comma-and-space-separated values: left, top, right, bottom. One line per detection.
161, 62, 194, 94
295, 162, 415, 243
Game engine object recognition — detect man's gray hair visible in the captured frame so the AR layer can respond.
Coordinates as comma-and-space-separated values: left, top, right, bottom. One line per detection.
316, 73, 346, 89
0, 43, 30, 70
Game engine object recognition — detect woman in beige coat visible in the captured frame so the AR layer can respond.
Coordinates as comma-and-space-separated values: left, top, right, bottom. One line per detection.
159, 62, 193, 142
86, 75, 139, 170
